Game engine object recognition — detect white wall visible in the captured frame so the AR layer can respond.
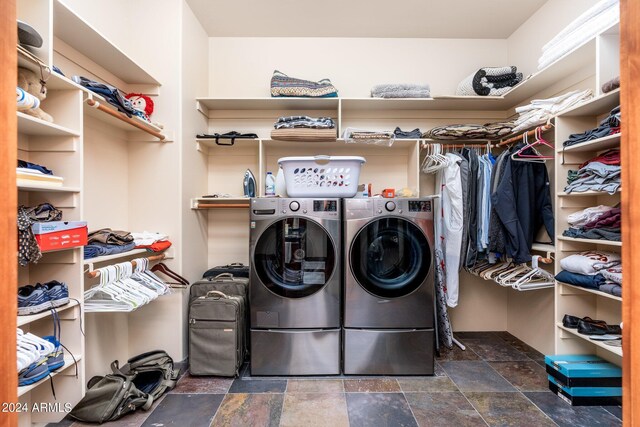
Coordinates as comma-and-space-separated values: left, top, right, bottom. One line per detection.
208, 37, 508, 97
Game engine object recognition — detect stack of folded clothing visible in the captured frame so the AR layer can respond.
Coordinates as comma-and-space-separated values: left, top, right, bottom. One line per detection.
563, 205, 621, 241
132, 231, 172, 253
72, 76, 147, 122
270, 116, 337, 142
538, 0, 619, 70
17, 160, 63, 187
512, 89, 593, 132
394, 127, 421, 139
270, 70, 338, 98
18, 203, 63, 266
371, 83, 431, 99
563, 106, 620, 148
602, 76, 620, 94
342, 128, 395, 146
564, 149, 620, 194
84, 228, 136, 259
556, 250, 622, 297
456, 66, 524, 96
422, 121, 513, 140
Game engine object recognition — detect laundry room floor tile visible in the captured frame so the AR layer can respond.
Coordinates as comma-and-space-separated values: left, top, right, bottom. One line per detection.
210, 393, 284, 427
345, 393, 417, 427
524, 392, 622, 427
440, 361, 517, 392
602, 405, 623, 421
170, 373, 233, 394
280, 393, 349, 427
461, 337, 530, 362
488, 361, 549, 392
344, 378, 401, 393
286, 379, 344, 393
434, 361, 447, 376
436, 344, 482, 361
464, 391, 556, 427
397, 376, 458, 393
140, 394, 224, 427
404, 391, 487, 427
494, 332, 546, 363
228, 378, 287, 393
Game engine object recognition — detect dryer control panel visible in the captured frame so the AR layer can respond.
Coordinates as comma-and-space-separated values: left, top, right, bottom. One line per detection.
344, 198, 435, 220
250, 197, 341, 220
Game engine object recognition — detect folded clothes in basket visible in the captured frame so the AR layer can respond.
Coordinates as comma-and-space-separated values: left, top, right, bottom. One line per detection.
271, 128, 337, 142
271, 70, 338, 98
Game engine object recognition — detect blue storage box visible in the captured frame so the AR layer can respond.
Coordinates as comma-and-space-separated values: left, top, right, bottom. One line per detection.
548, 375, 622, 406
545, 354, 621, 388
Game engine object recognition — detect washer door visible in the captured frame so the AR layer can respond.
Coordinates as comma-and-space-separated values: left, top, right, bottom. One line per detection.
254, 217, 336, 298
350, 217, 431, 298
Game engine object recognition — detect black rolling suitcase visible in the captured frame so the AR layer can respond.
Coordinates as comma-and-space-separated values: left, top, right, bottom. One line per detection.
188, 273, 249, 376
202, 263, 249, 279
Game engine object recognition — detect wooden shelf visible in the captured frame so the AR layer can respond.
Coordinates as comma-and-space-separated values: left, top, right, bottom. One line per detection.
197, 97, 339, 113
53, 0, 160, 86
17, 52, 86, 92
557, 88, 620, 117
84, 96, 167, 141
532, 243, 556, 253
560, 134, 620, 153
17, 183, 80, 193
262, 138, 418, 153
191, 197, 250, 210
557, 189, 620, 197
17, 300, 79, 327
196, 138, 259, 150
557, 236, 622, 247
557, 324, 622, 356
17, 112, 80, 137
18, 354, 82, 397
83, 248, 150, 266
559, 282, 622, 302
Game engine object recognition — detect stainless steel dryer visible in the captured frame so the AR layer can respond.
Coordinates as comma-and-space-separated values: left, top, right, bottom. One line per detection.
343, 197, 435, 375
249, 198, 341, 375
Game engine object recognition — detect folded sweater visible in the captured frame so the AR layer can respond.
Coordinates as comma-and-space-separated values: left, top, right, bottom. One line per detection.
270, 70, 338, 98
371, 83, 431, 98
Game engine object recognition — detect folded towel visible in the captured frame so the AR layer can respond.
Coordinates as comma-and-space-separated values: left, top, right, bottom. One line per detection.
271, 128, 337, 142
16, 87, 40, 110
456, 67, 523, 96
602, 76, 620, 93
423, 122, 514, 140
371, 84, 431, 99
271, 70, 338, 98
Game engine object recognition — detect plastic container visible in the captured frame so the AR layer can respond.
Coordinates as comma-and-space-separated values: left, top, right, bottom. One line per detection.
265, 172, 276, 196
278, 155, 366, 198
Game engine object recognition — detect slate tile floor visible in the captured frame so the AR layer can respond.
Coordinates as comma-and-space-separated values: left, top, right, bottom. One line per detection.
48, 332, 622, 427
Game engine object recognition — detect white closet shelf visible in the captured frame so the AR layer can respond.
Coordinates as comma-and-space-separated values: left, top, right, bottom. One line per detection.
196, 138, 259, 150
191, 197, 250, 210
17, 112, 80, 137
557, 324, 622, 356
17, 300, 80, 327
17, 183, 80, 193
558, 282, 622, 302
557, 236, 622, 247
531, 243, 555, 253
17, 53, 86, 92
262, 138, 418, 152
559, 134, 620, 153
83, 248, 152, 266
557, 190, 620, 197
557, 88, 620, 117
53, 0, 160, 86
197, 97, 339, 112
18, 354, 82, 397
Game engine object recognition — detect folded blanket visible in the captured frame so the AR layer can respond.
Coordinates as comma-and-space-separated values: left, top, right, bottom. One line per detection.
271, 70, 338, 98
371, 84, 431, 98
512, 89, 593, 132
555, 270, 606, 290
456, 66, 523, 96
274, 116, 335, 129
602, 76, 620, 93
271, 128, 337, 142
422, 121, 514, 140
16, 87, 40, 110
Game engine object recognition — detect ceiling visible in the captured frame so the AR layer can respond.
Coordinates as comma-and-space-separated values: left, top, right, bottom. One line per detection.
186, 0, 548, 39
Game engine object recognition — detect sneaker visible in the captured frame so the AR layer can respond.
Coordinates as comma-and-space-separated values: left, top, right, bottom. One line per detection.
42, 281, 69, 308
18, 357, 50, 386
42, 336, 64, 371
17, 285, 51, 315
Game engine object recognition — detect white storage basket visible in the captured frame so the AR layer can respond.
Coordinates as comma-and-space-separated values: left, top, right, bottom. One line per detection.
278, 155, 366, 198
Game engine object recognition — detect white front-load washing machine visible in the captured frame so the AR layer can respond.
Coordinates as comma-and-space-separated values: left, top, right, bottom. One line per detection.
343, 197, 435, 375
249, 197, 341, 375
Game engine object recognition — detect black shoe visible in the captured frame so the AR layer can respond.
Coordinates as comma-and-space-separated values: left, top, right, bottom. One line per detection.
563, 315, 603, 329
577, 319, 622, 336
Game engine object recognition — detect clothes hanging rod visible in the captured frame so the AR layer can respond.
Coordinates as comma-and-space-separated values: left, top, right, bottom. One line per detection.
86, 253, 166, 278
498, 124, 553, 147
85, 98, 166, 141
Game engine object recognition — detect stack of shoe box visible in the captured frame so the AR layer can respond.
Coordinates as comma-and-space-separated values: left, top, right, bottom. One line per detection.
545, 354, 621, 405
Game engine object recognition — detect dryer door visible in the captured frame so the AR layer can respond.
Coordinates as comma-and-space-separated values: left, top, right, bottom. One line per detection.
254, 217, 336, 298
350, 217, 431, 298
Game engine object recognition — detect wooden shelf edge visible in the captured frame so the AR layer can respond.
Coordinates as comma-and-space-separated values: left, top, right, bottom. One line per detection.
557, 236, 622, 246
558, 133, 621, 153
17, 354, 83, 397
85, 97, 167, 141
559, 282, 622, 302
557, 323, 622, 356
17, 300, 80, 327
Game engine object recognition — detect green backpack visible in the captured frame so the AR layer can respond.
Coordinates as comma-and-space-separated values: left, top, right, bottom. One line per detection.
69, 350, 180, 424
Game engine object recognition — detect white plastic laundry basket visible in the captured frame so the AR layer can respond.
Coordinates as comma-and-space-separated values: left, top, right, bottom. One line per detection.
278, 155, 366, 198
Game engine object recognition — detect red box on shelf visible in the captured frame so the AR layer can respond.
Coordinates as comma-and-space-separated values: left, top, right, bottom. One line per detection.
32, 221, 88, 252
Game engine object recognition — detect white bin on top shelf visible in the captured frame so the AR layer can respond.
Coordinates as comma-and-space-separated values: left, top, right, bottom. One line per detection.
278, 155, 366, 198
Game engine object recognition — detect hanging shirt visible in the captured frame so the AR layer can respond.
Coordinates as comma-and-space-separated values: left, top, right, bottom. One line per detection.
442, 153, 464, 308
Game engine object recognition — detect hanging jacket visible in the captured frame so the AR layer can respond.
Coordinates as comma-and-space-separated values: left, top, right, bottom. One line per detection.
488, 151, 509, 254
462, 148, 479, 268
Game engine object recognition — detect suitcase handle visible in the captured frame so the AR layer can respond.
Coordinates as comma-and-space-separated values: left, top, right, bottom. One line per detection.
227, 263, 245, 267
205, 290, 229, 299
213, 273, 235, 280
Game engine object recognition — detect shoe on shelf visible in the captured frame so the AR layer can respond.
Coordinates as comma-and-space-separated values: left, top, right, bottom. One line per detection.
42, 280, 69, 308
562, 315, 604, 329
577, 319, 622, 336
18, 357, 50, 386
17, 285, 51, 316
42, 336, 64, 371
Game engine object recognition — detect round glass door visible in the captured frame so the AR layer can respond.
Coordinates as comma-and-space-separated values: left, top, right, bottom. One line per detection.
350, 218, 431, 298
254, 217, 336, 298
